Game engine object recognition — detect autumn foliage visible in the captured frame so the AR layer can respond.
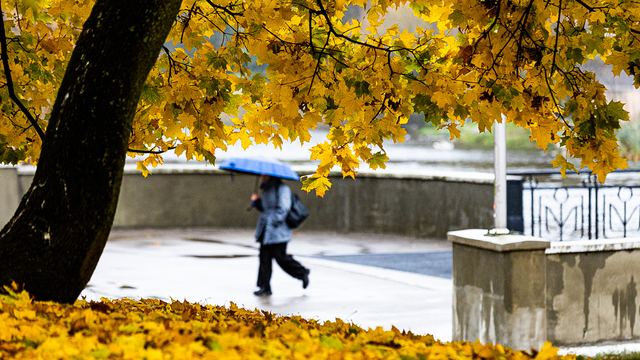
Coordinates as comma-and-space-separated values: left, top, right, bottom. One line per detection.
0, 0, 637, 195
0, 286, 581, 360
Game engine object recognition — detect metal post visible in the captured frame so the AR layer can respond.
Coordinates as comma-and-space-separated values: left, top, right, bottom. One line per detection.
595, 178, 599, 239
507, 179, 524, 233
530, 177, 535, 236
494, 121, 507, 230
588, 185, 592, 239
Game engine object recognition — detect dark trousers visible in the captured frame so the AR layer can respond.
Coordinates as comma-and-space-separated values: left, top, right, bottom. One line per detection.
257, 242, 308, 291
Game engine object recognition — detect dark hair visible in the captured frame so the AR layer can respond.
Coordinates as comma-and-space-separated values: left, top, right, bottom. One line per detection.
260, 176, 282, 190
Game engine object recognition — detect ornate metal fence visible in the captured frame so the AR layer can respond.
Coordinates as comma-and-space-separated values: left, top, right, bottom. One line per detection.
508, 170, 640, 241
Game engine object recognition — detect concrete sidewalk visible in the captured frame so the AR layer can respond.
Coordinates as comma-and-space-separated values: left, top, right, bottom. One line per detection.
81, 228, 453, 342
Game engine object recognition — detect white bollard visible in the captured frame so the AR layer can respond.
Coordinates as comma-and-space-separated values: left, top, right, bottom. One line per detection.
494, 120, 507, 231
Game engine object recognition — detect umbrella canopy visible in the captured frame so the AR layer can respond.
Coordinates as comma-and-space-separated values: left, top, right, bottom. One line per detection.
218, 156, 300, 181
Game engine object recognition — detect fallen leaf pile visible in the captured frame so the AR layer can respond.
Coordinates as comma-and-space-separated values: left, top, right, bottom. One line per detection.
0, 286, 581, 359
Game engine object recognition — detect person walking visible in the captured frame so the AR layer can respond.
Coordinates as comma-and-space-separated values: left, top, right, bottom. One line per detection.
251, 174, 310, 296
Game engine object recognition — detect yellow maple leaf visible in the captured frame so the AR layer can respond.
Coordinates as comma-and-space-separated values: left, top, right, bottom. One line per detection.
550, 154, 578, 178
534, 341, 560, 360
605, 51, 630, 77
136, 162, 151, 177
589, 11, 607, 24
431, 91, 454, 108
237, 131, 253, 149
301, 176, 332, 197
366, 152, 389, 170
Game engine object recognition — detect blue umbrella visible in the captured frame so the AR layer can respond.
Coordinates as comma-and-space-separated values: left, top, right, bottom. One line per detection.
218, 156, 300, 181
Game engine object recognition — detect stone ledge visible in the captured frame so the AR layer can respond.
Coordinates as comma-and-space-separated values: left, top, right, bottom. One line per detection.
546, 236, 640, 254
11, 163, 510, 185
447, 229, 550, 252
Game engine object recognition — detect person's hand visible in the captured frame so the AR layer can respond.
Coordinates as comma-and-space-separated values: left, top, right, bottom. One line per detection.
251, 193, 259, 202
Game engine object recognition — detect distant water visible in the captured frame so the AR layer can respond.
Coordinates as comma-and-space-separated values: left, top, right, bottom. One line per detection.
130, 129, 639, 180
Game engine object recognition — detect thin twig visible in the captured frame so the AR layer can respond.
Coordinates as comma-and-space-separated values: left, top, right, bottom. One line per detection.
574, 0, 594, 12
0, 2, 45, 140
308, 26, 331, 95
474, 0, 502, 52
370, 96, 386, 123
515, 0, 535, 61
205, 0, 243, 16
313, 0, 409, 54
542, 66, 571, 129
127, 145, 177, 154
162, 46, 174, 84
181, 2, 197, 44
551, 0, 562, 77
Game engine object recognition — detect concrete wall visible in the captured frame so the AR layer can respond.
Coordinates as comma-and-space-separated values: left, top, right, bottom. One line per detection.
0, 167, 21, 227
449, 229, 640, 350
546, 241, 640, 346
1, 165, 495, 239
300, 175, 494, 238
449, 230, 550, 350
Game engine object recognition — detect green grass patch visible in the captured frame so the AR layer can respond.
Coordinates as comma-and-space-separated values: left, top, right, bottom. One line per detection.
414, 123, 542, 151
585, 350, 640, 360
618, 120, 640, 161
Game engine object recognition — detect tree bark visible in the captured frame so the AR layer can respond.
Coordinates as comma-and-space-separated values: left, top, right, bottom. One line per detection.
0, 0, 182, 303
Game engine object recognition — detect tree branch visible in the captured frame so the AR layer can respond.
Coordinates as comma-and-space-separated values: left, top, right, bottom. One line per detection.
308, 14, 332, 95
574, 0, 594, 12
370, 98, 386, 123
127, 145, 177, 154
515, 0, 535, 61
474, 0, 502, 52
180, 1, 198, 44
313, 0, 409, 54
543, 66, 571, 129
205, 0, 243, 16
551, 0, 562, 76
162, 46, 175, 84
0, 3, 45, 141
191, 9, 228, 35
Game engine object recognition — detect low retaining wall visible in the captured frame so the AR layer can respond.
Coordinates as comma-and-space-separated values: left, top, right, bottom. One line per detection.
449, 229, 640, 350
0, 168, 22, 227
1, 165, 495, 239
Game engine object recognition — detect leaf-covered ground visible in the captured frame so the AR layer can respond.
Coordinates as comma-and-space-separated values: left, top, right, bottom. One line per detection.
1, 286, 581, 359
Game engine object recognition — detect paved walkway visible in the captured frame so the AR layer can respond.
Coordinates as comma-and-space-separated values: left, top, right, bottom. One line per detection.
81, 228, 640, 356
81, 228, 453, 342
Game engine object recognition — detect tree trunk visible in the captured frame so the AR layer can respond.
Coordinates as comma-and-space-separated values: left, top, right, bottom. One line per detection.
0, 0, 181, 303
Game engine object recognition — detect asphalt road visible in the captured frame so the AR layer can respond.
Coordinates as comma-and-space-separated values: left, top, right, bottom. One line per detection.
316, 251, 452, 279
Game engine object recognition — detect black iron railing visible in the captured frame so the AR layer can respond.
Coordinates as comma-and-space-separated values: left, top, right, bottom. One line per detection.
507, 169, 640, 241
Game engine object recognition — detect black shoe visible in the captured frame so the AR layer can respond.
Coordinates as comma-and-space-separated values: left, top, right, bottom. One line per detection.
302, 270, 310, 289
253, 288, 272, 296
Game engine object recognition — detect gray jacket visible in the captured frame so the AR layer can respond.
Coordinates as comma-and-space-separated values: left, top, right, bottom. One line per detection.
254, 180, 292, 245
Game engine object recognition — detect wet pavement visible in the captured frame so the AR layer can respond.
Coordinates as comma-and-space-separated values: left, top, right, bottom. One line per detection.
81, 228, 454, 342
80, 228, 640, 356
317, 252, 453, 279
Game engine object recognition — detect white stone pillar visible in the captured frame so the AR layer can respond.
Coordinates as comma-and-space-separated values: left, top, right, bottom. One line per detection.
494, 121, 507, 230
